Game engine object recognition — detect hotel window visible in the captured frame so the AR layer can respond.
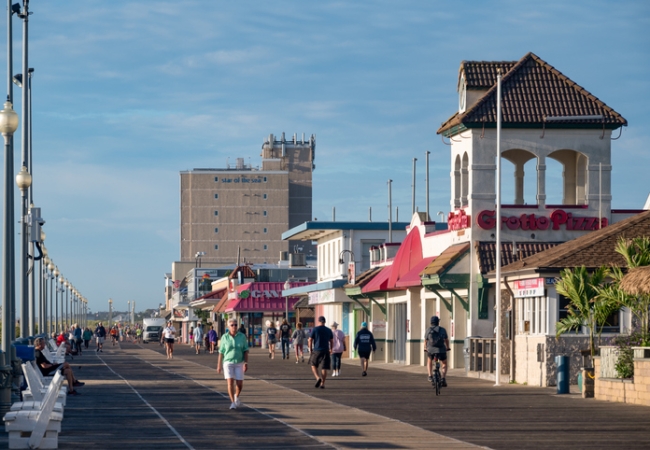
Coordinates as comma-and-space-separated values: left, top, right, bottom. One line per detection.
214, 193, 219, 199
263, 193, 267, 199
214, 211, 218, 216
263, 245, 268, 250
263, 177, 267, 182
214, 244, 219, 250
214, 228, 218, 233
263, 228, 267, 234
263, 210, 267, 216
214, 177, 219, 182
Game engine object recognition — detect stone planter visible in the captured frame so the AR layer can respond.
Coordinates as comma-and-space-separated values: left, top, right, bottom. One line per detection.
631, 346, 650, 359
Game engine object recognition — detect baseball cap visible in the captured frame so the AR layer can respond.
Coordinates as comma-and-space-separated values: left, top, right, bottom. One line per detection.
361, 321, 367, 328
318, 316, 326, 323
430, 316, 440, 325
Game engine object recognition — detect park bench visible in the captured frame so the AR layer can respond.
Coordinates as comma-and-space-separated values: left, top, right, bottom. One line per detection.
20, 363, 67, 407
43, 341, 66, 364
3, 370, 65, 449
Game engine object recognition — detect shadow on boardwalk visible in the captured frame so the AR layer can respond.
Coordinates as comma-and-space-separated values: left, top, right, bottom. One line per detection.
2, 340, 649, 449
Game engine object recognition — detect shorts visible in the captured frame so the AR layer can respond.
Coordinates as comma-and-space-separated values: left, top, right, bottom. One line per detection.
195, 339, 202, 346
96, 337, 104, 344
223, 362, 245, 380
267, 339, 277, 348
309, 350, 331, 370
43, 363, 62, 377
165, 338, 175, 344
358, 350, 371, 359
427, 351, 447, 361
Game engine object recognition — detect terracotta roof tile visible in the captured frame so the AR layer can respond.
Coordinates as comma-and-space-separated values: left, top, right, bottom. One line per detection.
439, 52, 627, 135
499, 210, 650, 273
460, 60, 517, 89
477, 241, 562, 274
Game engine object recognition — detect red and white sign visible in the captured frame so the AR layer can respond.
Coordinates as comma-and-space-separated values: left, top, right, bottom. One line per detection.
448, 209, 471, 231
348, 262, 356, 285
513, 278, 545, 298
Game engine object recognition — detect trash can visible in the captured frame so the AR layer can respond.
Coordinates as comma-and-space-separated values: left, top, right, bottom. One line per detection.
463, 336, 481, 375
556, 355, 569, 394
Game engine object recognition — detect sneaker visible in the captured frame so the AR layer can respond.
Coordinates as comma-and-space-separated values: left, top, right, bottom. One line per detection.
67, 390, 79, 396
229, 402, 236, 410
235, 397, 241, 407
96, 348, 99, 353
428, 376, 433, 382
362, 371, 367, 377
315, 378, 322, 388
73, 381, 85, 387
441, 378, 447, 387
268, 353, 271, 359
295, 361, 299, 364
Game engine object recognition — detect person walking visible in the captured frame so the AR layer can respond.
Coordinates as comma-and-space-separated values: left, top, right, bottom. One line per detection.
217, 318, 249, 410
95, 322, 106, 353
194, 322, 204, 354
279, 319, 292, 360
331, 321, 346, 377
208, 325, 218, 354
73, 324, 83, 355
82, 327, 93, 349
353, 322, 376, 377
163, 320, 177, 359
292, 322, 306, 363
266, 321, 278, 359
308, 316, 334, 389
425, 316, 450, 387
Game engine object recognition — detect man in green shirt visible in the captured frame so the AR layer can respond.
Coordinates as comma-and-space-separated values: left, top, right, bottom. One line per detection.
217, 318, 249, 409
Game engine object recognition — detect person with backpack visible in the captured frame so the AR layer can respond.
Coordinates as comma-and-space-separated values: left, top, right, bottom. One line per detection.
425, 316, 450, 387
353, 322, 376, 377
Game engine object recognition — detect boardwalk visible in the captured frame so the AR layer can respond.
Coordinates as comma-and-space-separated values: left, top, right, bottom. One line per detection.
2, 340, 650, 449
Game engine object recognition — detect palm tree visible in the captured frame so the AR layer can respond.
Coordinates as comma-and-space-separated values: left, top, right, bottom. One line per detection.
555, 265, 619, 362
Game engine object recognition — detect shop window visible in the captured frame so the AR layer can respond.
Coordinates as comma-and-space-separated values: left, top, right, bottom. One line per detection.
558, 295, 570, 321
518, 296, 548, 335
599, 310, 621, 334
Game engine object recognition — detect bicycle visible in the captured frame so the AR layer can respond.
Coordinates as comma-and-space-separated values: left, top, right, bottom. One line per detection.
431, 355, 442, 395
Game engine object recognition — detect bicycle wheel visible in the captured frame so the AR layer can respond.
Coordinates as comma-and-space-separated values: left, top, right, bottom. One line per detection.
435, 379, 441, 395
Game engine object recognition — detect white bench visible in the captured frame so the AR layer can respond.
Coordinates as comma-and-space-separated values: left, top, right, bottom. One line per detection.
43, 341, 66, 365
4, 371, 65, 449
20, 363, 67, 407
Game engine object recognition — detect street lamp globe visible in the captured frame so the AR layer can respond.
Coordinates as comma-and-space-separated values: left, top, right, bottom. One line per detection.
15, 165, 32, 190
53, 266, 59, 277
0, 100, 19, 137
58, 275, 64, 285
48, 261, 54, 272
40, 229, 46, 242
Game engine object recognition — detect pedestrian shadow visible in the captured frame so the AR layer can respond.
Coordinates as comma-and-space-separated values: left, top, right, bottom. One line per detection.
302, 429, 361, 437
331, 442, 406, 448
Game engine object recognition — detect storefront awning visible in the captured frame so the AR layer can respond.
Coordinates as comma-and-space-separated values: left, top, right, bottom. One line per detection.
189, 288, 227, 309
395, 256, 436, 288
225, 297, 301, 313
361, 265, 394, 294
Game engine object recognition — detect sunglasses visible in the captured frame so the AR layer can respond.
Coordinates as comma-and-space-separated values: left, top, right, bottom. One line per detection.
229, 324, 238, 327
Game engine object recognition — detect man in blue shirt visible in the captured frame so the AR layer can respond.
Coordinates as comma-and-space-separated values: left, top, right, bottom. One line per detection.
308, 316, 333, 388
353, 322, 377, 377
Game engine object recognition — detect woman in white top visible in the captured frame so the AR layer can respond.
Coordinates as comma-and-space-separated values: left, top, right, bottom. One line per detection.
163, 321, 177, 359
331, 322, 346, 377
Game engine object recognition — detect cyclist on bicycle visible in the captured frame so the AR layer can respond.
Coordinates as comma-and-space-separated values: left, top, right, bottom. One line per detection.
425, 316, 450, 387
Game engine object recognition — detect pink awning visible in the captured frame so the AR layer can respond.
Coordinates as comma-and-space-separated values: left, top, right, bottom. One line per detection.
361, 265, 394, 294
395, 256, 436, 288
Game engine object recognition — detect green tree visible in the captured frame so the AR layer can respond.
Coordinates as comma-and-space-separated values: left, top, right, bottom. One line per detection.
611, 237, 650, 336
555, 265, 619, 362
193, 309, 210, 323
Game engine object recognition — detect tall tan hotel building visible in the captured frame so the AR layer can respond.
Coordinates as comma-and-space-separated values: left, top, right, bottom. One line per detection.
180, 133, 316, 266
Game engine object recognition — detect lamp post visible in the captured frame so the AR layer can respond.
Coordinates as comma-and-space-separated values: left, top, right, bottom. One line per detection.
283, 278, 292, 323
338, 250, 356, 284
52, 267, 59, 331
195, 251, 205, 268
47, 261, 54, 333
108, 298, 113, 326
1, 99, 18, 357
127, 301, 130, 326
16, 165, 31, 337
39, 236, 46, 334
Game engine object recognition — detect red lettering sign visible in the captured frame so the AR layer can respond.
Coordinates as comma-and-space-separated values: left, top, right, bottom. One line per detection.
476, 210, 607, 231
448, 209, 471, 231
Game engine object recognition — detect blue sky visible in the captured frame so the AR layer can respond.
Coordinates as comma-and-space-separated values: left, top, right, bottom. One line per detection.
2, 0, 648, 313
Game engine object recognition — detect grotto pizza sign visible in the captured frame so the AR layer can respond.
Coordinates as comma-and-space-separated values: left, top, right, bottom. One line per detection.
476, 209, 608, 231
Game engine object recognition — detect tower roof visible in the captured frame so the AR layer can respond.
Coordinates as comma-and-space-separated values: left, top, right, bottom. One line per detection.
439, 52, 627, 136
